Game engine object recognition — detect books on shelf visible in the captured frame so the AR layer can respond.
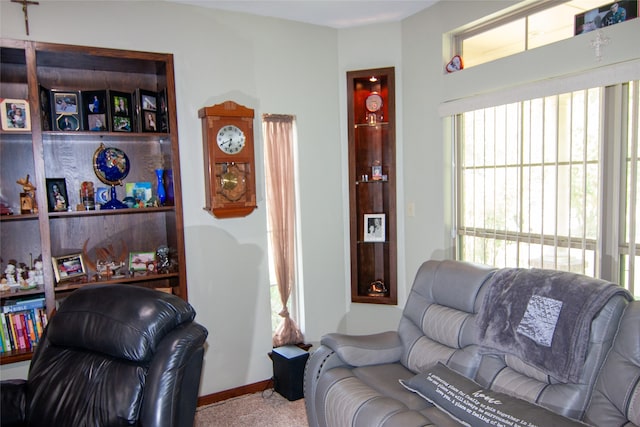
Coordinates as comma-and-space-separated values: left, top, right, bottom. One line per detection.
0, 297, 48, 353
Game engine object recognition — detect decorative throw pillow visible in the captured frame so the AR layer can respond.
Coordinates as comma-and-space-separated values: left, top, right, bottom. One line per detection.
399, 362, 587, 427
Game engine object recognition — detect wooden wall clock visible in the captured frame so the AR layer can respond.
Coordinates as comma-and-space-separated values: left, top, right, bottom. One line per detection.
198, 101, 257, 218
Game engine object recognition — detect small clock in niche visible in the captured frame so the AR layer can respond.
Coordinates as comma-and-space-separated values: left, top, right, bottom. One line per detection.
198, 101, 257, 218
365, 92, 382, 125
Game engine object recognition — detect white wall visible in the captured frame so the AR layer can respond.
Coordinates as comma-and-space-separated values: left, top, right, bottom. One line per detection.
0, 1, 346, 395
1, 0, 638, 397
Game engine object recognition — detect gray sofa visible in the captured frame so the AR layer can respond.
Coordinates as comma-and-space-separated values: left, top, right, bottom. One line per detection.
304, 259, 638, 426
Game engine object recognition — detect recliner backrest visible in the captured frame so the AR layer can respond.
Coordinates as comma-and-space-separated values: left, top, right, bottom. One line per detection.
584, 300, 640, 426
25, 284, 207, 427
398, 260, 496, 377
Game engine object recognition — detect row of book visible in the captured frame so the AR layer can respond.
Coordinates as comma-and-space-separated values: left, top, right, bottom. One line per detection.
0, 297, 48, 353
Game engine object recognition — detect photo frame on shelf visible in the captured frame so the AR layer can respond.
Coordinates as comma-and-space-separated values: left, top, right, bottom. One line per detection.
0, 98, 31, 131
55, 114, 80, 131
81, 90, 108, 131
364, 213, 386, 242
110, 90, 133, 132
52, 90, 79, 114
125, 182, 152, 206
39, 86, 52, 130
136, 89, 158, 132
129, 251, 156, 272
157, 88, 169, 133
371, 164, 383, 180
46, 178, 69, 212
574, 0, 637, 35
52, 253, 87, 283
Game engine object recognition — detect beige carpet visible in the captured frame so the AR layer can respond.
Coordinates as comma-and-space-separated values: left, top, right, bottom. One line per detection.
195, 390, 309, 427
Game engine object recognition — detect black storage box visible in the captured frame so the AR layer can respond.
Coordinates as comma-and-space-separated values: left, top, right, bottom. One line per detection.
271, 345, 310, 401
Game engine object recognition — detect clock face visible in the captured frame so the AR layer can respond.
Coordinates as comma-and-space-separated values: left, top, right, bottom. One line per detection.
216, 125, 246, 154
366, 93, 383, 112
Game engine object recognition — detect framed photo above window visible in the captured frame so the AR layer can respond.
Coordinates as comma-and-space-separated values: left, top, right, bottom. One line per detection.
364, 213, 385, 242
575, 1, 638, 35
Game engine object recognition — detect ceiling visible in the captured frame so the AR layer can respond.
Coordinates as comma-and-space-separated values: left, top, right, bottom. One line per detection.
169, 0, 439, 29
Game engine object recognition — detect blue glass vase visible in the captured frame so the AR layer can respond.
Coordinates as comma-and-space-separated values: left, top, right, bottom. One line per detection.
155, 169, 166, 206
166, 169, 174, 205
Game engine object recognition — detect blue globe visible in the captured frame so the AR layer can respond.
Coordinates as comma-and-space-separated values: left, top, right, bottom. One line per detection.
93, 144, 130, 185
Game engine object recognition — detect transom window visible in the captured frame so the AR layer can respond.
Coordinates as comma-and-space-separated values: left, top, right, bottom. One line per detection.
455, 0, 630, 68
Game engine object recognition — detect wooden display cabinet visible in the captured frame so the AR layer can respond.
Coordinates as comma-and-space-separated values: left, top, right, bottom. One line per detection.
347, 67, 397, 305
0, 39, 187, 364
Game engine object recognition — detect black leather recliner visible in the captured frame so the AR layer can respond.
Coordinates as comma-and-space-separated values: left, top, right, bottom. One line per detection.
0, 284, 208, 427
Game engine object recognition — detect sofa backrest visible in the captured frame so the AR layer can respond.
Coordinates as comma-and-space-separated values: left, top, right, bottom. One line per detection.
398, 259, 496, 377
584, 300, 640, 426
472, 268, 630, 421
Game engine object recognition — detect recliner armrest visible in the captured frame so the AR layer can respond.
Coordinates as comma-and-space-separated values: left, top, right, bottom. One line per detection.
321, 331, 402, 366
1, 379, 27, 427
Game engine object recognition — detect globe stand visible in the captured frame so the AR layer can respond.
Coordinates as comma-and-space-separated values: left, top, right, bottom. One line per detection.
101, 186, 127, 209
93, 144, 130, 210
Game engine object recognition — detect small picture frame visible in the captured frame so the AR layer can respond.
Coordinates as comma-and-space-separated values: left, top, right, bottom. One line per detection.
371, 165, 383, 180
139, 89, 157, 112
574, 1, 638, 35
96, 187, 109, 205
81, 90, 108, 131
129, 251, 156, 272
142, 110, 157, 132
110, 90, 133, 132
46, 178, 69, 212
157, 88, 169, 133
0, 98, 31, 131
364, 213, 386, 242
39, 86, 52, 130
125, 182, 152, 207
52, 91, 79, 114
52, 253, 87, 283
55, 114, 80, 131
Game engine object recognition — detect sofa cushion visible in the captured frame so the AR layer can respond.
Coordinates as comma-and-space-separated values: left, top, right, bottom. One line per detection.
400, 362, 587, 427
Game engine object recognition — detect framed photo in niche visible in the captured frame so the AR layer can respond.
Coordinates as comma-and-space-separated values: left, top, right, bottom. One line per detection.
46, 178, 69, 212
0, 98, 30, 131
364, 213, 385, 242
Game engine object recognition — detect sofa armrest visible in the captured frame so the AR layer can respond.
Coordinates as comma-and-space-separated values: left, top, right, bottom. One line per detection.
1, 379, 27, 427
321, 331, 402, 367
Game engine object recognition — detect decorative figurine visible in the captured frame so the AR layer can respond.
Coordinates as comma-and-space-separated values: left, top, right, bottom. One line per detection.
82, 238, 128, 280
4, 261, 18, 286
156, 245, 178, 274
367, 279, 388, 296
17, 174, 38, 214
33, 257, 44, 285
